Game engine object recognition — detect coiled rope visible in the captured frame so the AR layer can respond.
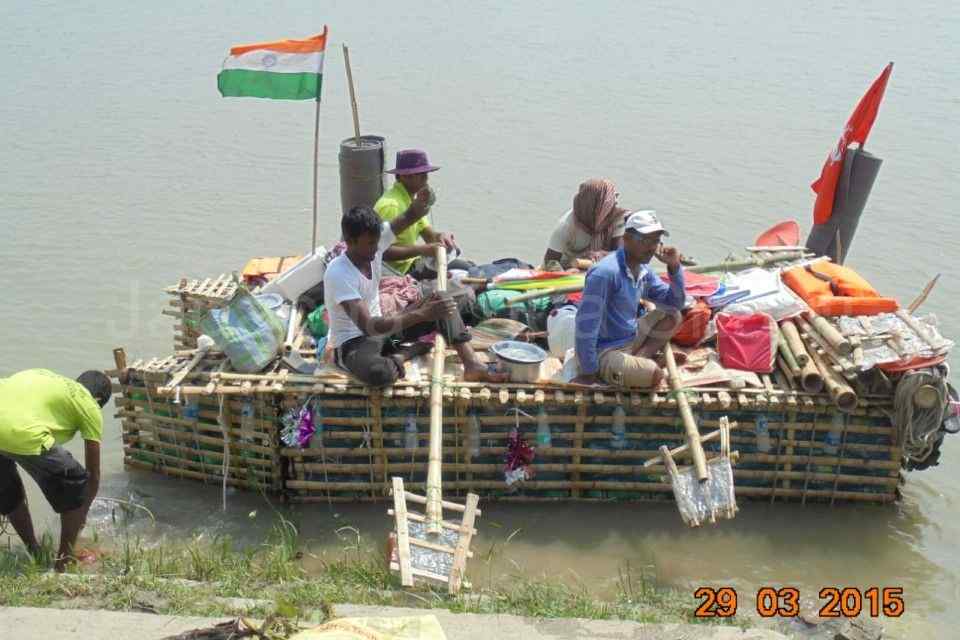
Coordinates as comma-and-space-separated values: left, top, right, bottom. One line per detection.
893, 367, 948, 464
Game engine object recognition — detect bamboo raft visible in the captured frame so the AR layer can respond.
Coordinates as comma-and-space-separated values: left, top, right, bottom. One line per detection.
113, 275, 909, 505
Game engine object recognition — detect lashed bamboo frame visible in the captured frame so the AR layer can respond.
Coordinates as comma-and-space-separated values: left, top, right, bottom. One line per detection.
112, 367, 902, 506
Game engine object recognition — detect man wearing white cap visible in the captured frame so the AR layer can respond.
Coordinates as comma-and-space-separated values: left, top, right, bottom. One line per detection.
572, 210, 686, 388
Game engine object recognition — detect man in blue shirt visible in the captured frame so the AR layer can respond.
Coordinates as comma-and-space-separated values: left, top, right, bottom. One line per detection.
572, 210, 686, 388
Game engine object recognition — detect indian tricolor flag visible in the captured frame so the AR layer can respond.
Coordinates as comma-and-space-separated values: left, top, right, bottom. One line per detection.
218, 28, 327, 101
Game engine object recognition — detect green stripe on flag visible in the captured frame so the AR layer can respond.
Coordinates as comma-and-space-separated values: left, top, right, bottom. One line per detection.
218, 69, 321, 100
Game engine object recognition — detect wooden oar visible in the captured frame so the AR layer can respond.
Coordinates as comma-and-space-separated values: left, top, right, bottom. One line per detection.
664, 342, 709, 482
387, 245, 482, 594
425, 246, 448, 534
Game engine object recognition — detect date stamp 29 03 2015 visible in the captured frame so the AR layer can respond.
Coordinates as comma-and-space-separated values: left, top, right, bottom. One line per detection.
693, 586, 905, 619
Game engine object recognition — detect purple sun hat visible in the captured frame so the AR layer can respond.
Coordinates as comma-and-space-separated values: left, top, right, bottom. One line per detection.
385, 149, 440, 175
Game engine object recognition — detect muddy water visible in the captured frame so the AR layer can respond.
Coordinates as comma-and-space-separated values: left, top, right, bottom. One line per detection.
2, 1, 958, 638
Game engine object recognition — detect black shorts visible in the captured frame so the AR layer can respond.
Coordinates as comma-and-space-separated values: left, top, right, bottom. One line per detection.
0, 445, 89, 514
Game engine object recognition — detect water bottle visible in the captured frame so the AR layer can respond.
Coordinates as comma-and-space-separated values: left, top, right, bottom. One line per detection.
824, 413, 844, 455
310, 405, 324, 448
240, 399, 255, 439
404, 413, 419, 449
611, 406, 627, 450
755, 415, 771, 453
183, 397, 200, 420
467, 412, 481, 458
536, 408, 552, 448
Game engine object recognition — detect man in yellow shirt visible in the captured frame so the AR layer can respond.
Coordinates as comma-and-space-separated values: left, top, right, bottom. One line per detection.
374, 149, 464, 279
0, 369, 112, 571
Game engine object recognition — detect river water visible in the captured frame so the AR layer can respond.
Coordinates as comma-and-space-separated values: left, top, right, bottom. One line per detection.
2, 1, 958, 637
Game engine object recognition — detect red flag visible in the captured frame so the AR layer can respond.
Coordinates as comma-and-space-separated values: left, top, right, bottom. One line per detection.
811, 63, 893, 225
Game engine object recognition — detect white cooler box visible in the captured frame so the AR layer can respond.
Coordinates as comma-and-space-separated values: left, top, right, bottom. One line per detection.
258, 247, 328, 302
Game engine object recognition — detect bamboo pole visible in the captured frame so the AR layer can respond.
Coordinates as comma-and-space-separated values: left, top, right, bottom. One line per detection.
342, 44, 361, 146
506, 284, 584, 305
798, 317, 857, 375
746, 245, 809, 252
799, 358, 825, 394
311, 81, 321, 255
808, 344, 858, 412
780, 319, 810, 367
806, 311, 852, 356
895, 309, 942, 351
425, 245, 448, 535
664, 343, 708, 482
289, 487, 896, 504
686, 251, 812, 274
776, 326, 800, 372
908, 274, 940, 313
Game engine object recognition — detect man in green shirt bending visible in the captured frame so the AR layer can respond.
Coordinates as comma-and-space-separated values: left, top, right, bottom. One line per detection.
0, 369, 112, 571
374, 149, 465, 279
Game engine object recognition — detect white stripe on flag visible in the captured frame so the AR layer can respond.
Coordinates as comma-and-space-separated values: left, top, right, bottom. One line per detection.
223, 50, 324, 74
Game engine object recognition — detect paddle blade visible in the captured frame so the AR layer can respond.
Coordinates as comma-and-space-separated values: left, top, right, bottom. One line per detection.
755, 220, 801, 247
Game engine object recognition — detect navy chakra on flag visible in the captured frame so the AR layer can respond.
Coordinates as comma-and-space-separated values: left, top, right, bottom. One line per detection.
262, 53, 278, 68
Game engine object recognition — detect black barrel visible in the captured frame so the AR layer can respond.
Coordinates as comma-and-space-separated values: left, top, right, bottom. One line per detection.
339, 135, 387, 215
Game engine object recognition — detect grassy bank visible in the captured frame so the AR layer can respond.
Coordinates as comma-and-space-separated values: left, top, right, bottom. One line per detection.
0, 516, 738, 628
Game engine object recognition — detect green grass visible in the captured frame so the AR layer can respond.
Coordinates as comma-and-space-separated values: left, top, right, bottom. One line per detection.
0, 515, 740, 629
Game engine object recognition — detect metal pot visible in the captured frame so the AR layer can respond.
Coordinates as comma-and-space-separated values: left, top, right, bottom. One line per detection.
489, 340, 547, 383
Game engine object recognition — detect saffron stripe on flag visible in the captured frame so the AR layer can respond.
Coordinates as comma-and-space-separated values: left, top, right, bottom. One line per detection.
218, 69, 321, 100
230, 30, 327, 56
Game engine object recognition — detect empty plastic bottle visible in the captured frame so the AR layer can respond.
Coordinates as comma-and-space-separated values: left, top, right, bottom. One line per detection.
310, 405, 324, 448
467, 412, 482, 457
611, 406, 627, 450
240, 399, 256, 439
182, 397, 200, 421
404, 413, 419, 449
755, 415, 771, 453
824, 413, 844, 455
536, 408, 552, 448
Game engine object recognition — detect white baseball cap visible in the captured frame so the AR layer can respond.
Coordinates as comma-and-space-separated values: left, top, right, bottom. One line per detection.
624, 209, 669, 236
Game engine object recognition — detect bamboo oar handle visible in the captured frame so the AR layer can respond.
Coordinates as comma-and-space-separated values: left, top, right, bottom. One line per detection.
425, 245, 448, 535
664, 343, 709, 482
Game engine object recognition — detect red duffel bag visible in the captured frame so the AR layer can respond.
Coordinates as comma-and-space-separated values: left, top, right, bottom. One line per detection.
715, 312, 778, 373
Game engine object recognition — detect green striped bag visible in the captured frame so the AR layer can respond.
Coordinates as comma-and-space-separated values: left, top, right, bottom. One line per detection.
188, 281, 285, 373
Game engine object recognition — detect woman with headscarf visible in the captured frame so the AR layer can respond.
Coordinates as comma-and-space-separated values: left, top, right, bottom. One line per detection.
542, 178, 628, 269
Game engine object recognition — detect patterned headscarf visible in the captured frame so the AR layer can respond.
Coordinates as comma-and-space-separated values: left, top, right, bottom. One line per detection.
572, 178, 624, 251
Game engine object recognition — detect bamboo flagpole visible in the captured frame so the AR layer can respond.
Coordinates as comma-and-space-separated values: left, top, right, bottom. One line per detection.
311, 91, 321, 255
310, 30, 329, 255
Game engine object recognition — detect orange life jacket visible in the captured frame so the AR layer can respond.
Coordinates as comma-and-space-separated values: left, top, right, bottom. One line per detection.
781, 262, 898, 317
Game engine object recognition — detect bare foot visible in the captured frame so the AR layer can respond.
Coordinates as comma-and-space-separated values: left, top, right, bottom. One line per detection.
656, 349, 687, 367
54, 555, 75, 573
463, 366, 509, 383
